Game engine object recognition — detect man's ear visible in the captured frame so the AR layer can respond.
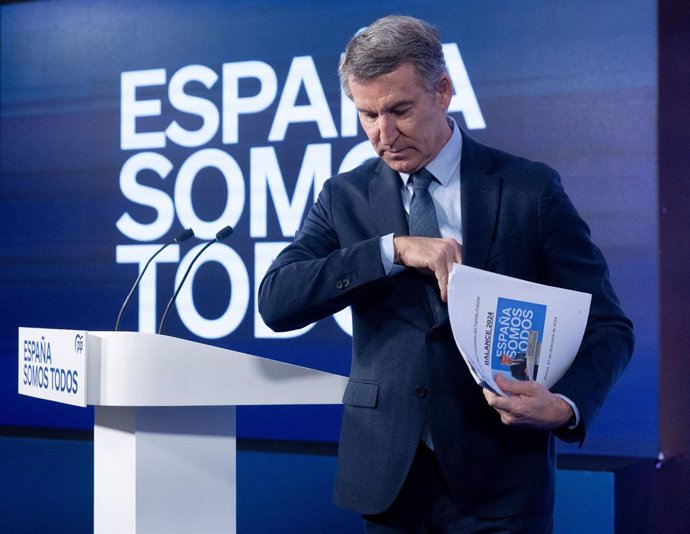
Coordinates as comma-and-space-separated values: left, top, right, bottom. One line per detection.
437, 73, 453, 110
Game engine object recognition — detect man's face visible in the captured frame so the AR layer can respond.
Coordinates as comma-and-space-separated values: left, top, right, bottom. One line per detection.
349, 63, 453, 174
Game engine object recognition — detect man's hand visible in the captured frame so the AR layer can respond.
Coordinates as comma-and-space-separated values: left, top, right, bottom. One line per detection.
393, 236, 462, 302
483, 374, 574, 430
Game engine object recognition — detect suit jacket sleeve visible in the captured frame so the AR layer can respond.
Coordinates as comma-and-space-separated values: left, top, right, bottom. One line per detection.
258, 178, 385, 332
533, 170, 634, 443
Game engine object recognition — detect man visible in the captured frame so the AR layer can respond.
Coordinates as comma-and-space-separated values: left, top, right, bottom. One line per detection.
499, 353, 529, 381
258, 15, 633, 534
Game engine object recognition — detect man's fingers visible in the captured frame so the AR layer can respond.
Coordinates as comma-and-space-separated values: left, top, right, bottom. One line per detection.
439, 279, 448, 302
495, 374, 523, 394
484, 375, 574, 430
393, 236, 462, 303
495, 374, 539, 397
483, 387, 499, 405
435, 266, 450, 302
437, 239, 461, 302
455, 243, 463, 264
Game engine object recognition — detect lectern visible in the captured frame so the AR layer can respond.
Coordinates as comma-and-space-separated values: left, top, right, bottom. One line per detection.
18, 327, 348, 534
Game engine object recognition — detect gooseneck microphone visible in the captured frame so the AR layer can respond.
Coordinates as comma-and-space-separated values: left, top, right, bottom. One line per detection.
115, 228, 195, 332
157, 225, 234, 335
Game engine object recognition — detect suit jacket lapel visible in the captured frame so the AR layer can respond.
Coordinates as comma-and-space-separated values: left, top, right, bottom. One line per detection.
460, 131, 500, 270
369, 160, 409, 237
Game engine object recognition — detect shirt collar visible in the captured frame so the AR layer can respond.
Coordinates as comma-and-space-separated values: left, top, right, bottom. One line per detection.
400, 117, 462, 188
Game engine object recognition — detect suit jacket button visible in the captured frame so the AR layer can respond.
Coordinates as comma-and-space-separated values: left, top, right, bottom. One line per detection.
414, 387, 427, 398
336, 278, 350, 290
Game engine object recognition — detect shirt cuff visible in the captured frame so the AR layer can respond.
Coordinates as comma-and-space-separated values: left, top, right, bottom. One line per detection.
379, 233, 405, 276
554, 394, 581, 429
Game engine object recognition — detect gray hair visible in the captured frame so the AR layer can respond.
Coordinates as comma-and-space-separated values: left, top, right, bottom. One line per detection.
338, 15, 448, 99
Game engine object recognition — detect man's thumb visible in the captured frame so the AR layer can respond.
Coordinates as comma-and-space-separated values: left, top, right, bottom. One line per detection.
495, 374, 523, 395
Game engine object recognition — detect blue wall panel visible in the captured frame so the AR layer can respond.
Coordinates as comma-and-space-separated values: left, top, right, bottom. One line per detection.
0, 435, 615, 534
1, 0, 657, 456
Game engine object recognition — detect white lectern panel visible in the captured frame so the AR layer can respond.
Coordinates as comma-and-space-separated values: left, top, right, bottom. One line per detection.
86, 331, 348, 407
19, 328, 348, 534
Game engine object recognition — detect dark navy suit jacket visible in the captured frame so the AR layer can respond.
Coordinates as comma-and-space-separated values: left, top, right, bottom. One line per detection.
258, 130, 633, 516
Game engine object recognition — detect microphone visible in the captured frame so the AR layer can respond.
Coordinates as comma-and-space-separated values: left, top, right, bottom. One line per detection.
157, 225, 234, 335
115, 228, 195, 331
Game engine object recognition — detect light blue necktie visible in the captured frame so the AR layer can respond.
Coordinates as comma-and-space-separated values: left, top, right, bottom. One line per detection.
409, 168, 442, 238
408, 168, 448, 326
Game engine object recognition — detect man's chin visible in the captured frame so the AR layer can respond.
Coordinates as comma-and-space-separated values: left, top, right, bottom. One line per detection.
382, 157, 419, 174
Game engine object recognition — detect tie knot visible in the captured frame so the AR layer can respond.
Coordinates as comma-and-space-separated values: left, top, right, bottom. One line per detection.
411, 168, 435, 191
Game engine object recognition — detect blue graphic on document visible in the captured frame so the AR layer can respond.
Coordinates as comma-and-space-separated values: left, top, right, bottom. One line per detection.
491, 298, 546, 381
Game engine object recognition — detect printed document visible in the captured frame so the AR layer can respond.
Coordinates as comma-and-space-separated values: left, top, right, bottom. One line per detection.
447, 265, 591, 396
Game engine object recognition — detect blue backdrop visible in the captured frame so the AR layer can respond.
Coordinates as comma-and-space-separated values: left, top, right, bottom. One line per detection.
1, 0, 657, 457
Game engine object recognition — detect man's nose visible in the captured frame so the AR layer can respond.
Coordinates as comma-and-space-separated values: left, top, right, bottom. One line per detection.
379, 115, 399, 147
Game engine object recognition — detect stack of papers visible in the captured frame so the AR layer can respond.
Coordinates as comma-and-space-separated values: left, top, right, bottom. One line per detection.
447, 264, 591, 396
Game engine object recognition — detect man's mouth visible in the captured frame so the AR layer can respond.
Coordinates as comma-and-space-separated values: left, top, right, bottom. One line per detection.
383, 147, 410, 156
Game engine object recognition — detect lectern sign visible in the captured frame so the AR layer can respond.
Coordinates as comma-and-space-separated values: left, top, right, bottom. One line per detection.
18, 327, 87, 407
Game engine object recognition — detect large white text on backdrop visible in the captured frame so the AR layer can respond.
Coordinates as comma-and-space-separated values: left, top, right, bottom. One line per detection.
116, 44, 485, 339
